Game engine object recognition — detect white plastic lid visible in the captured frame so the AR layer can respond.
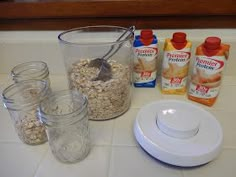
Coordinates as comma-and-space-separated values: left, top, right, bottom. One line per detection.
134, 100, 223, 167
156, 108, 200, 139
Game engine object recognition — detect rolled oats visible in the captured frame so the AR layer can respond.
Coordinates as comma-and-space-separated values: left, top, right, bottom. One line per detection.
69, 59, 131, 120
15, 111, 47, 145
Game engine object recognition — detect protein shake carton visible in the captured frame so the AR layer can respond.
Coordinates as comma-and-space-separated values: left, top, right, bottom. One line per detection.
161, 32, 192, 94
133, 29, 158, 87
188, 37, 230, 106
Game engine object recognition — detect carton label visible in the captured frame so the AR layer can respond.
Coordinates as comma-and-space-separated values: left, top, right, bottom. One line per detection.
189, 82, 220, 98
161, 45, 191, 93
188, 55, 226, 98
133, 43, 158, 87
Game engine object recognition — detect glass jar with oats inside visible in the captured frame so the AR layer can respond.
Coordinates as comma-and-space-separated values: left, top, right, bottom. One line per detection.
58, 26, 134, 120
2, 80, 50, 145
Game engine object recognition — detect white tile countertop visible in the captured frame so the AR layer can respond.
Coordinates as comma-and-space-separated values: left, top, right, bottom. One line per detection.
0, 29, 236, 177
1, 75, 236, 177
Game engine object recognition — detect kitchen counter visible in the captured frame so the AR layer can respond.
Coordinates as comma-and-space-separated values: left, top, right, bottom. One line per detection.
1, 74, 236, 177
0, 30, 236, 177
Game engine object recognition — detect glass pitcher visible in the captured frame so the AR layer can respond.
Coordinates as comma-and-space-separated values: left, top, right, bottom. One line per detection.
58, 25, 134, 120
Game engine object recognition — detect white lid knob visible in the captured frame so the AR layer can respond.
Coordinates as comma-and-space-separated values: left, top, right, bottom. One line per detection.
156, 108, 200, 139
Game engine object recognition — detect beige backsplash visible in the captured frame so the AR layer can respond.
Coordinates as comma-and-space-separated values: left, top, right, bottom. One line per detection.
0, 29, 235, 76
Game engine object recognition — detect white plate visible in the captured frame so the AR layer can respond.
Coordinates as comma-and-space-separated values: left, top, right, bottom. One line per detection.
134, 100, 223, 167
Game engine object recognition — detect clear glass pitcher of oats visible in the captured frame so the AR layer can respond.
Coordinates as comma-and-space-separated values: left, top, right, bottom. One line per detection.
58, 26, 134, 120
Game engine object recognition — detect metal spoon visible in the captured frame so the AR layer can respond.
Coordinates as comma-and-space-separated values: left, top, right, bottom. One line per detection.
88, 26, 135, 82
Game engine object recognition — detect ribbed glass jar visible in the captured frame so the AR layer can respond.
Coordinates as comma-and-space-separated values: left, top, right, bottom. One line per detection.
38, 90, 90, 163
11, 61, 50, 85
2, 80, 50, 145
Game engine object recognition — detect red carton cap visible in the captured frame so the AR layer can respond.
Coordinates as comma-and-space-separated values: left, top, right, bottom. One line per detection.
172, 32, 187, 43
141, 29, 153, 40
204, 37, 221, 50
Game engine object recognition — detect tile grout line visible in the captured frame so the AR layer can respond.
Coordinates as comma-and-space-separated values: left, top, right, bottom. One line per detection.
130, 106, 142, 109
208, 108, 236, 112
107, 119, 116, 177
0, 141, 24, 144
223, 146, 236, 150
107, 145, 114, 177
32, 146, 49, 177
110, 119, 116, 148
90, 144, 236, 149
181, 169, 186, 177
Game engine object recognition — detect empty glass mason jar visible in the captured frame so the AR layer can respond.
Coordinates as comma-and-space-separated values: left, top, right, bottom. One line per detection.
58, 25, 134, 120
38, 90, 90, 163
2, 80, 50, 145
11, 61, 50, 85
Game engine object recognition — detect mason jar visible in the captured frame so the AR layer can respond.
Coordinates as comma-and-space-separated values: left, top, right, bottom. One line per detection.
58, 25, 134, 120
38, 90, 90, 163
1, 80, 50, 145
11, 61, 50, 86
